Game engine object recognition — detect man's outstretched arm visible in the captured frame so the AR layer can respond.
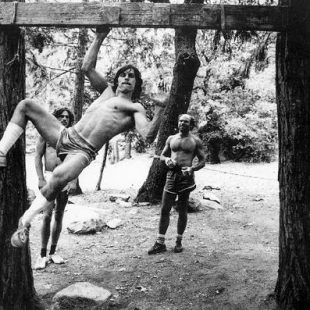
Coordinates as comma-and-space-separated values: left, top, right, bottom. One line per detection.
81, 27, 110, 94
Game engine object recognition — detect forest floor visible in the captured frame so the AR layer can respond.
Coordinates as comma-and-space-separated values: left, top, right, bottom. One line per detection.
26, 150, 279, 310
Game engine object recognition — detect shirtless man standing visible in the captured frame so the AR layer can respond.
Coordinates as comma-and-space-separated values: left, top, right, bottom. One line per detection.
148, 114, 206, 254
34, 108, 74, 269
0, 28, 165, 248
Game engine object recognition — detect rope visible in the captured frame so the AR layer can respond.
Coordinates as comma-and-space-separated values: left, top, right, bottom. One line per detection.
11, 2, 18, 25
203, 167, 277, 181
220, 4, 225, 31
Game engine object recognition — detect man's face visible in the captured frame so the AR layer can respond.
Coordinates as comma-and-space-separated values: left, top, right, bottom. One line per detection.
57, 111, 70, 128
178, 115, 191, 133
117, 68, 136, 94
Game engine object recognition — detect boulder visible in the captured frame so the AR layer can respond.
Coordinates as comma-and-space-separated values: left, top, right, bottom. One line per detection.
51, 282, 111, 310
64, 205, 107, 234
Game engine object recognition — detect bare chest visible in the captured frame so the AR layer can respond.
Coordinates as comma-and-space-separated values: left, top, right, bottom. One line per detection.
170, 137, 196, 153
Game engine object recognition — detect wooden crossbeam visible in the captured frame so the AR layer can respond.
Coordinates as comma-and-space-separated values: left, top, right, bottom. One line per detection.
0, 2, 288, 31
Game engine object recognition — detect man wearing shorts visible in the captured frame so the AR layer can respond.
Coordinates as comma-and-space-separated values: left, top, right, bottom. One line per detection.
148, 114, 206, 254
34, 108, 74, 270
0, 27, 166, 248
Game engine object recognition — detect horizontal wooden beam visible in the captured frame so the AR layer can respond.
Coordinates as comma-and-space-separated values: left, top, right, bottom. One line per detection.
0, 2, 288, 31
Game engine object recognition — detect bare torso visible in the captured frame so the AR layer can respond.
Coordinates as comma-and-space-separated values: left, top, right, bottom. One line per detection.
169, 133, 198, 168
74, 86, 140, 150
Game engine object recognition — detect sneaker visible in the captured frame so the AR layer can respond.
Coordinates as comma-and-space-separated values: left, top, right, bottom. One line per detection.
11, 218, 30, 248
174, 241, 183, 253
49, 254, 64, 264
34, 256, 48, 270
148, 242, 167, 255
0, 154, 7, 167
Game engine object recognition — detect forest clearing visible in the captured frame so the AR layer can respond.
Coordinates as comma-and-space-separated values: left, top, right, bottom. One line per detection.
26, 151, 279, 309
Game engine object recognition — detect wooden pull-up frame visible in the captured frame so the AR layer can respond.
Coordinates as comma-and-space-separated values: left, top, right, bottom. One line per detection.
0, 2, 288, 31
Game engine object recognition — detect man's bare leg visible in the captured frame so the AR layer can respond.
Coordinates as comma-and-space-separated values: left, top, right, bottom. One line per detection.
11, 154, 89, 248
148, 191, 176, 255
34, 205, 54, 270
174, 191, 190, 253
49, 191, 68, 264
0, 99, 63, 167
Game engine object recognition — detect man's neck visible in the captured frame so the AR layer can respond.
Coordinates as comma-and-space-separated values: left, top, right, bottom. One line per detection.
115, 89, 133, 100
179, 131, 190, 138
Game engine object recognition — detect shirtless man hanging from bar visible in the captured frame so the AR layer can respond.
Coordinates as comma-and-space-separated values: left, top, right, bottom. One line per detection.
0, 27, 165, 247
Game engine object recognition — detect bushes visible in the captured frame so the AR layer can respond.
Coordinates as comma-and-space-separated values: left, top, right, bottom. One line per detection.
196, 89, 278, 163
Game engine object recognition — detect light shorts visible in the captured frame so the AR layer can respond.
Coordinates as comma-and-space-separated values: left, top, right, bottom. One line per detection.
56, 126, 98, 165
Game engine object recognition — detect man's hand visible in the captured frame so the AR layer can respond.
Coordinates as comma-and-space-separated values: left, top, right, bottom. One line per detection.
165, 157, 176, 169
181, 167, 193, 176
38, 178, 47, 189
95, 26, 111, 36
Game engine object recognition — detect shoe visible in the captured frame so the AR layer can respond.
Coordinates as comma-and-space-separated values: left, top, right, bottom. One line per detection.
0, 154, 7, 167
49, 253, 64, 264
34, 256, 48, 270
174, 241, 183, 253
148, 242, 167, 255
11, 218, 30, 248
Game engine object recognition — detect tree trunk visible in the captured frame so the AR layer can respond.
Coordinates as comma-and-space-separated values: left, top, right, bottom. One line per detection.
136, 2, 201, 202
70, 26, 88, 195
124, 133, 132, 159
0, 26, 44, 310
275, 1, 310, 309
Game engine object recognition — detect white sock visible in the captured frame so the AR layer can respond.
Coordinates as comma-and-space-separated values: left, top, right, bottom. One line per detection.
22, 191, 53, 226
0, 122, 24, 155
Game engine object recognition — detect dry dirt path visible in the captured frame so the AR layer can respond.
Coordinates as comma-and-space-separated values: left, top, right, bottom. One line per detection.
26, 152, 279, 310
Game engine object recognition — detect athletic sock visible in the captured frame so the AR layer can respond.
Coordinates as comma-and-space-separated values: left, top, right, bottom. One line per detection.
156, 234, 165, 244
176, 234, 183, 243
0, 122, 24, 155
49, 245, 56, 255
40, 248, 47, 258
22, 191, 54, 226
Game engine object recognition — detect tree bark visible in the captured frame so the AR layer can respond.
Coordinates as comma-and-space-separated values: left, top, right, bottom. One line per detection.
275, 1, 310, 309
135, 0, 201, 203
70, 26, 88, 196
0, 26, 44, 310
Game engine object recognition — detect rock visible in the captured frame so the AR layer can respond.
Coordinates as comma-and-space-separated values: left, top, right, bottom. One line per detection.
116, 199, 132, 208
64, 205, 107, 234
107, 218, 122, 229
203, 185, 221, 191
200, 199, 224, 210
109, 194, 130, 202
187, 198, 202, 213
51, 282, 111, 310
137, 202, 150, 207
203, 192, 221, 204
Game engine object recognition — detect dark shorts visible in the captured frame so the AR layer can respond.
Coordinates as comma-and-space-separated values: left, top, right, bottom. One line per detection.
164, 168, 196, 195
56, 126, 98, 164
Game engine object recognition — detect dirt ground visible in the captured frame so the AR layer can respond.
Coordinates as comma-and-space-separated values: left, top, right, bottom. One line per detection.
26, 151, 279, 310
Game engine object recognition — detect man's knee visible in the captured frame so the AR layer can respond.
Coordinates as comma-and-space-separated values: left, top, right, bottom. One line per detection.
18, 99, 37, 114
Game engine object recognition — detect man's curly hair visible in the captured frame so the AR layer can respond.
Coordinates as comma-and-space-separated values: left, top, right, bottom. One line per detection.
53, 107, 74, 127
112, 65, 143, 101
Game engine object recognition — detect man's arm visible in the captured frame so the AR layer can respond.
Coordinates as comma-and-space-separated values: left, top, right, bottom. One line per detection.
34, 136, 46, 189
81, 27, 111, 93
134, 103, 165, 144
160, 136, 176, 168
192, 137, 206, 171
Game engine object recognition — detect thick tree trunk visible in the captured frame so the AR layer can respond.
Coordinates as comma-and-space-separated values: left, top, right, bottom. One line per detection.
70, 27, 88, 196
135, 7, 201, 202
275, 1, 310, 309
0, 26, 44, 310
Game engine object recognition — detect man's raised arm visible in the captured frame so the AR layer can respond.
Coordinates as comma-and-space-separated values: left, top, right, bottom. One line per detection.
81, 27, 110, 94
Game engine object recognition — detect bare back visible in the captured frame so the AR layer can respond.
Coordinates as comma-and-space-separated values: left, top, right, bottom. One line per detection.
74, 86, 141, 150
